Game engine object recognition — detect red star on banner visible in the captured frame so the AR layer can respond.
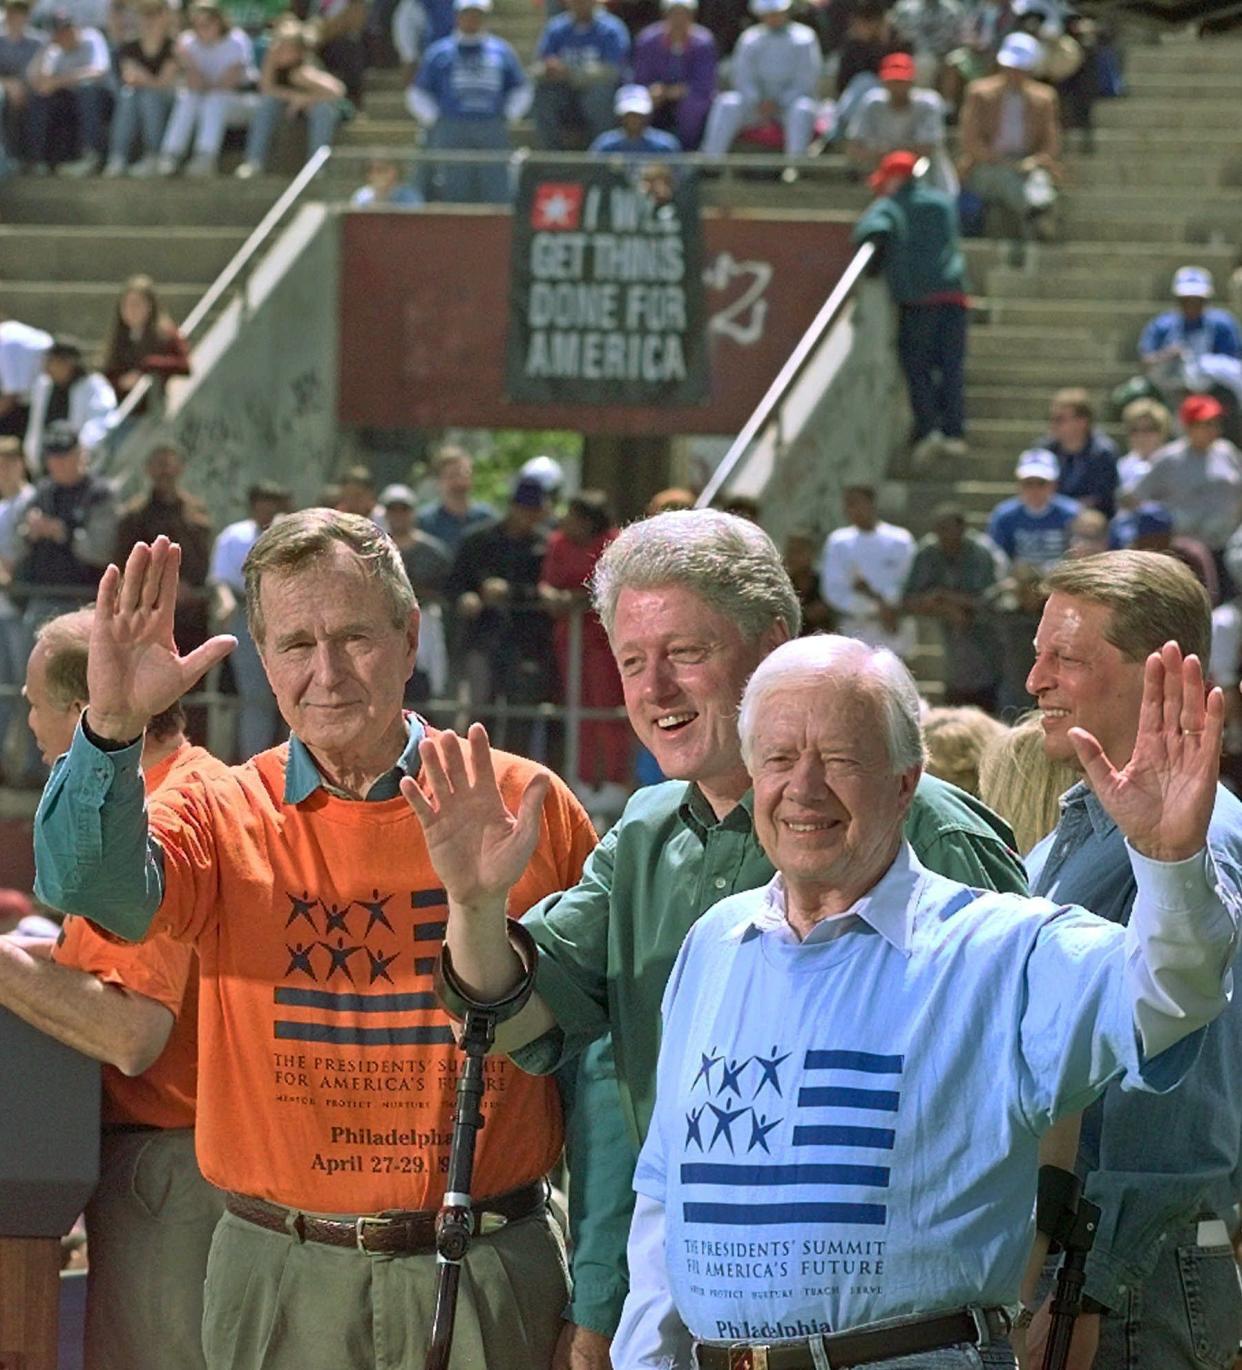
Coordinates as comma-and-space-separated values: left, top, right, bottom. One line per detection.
531, 182, 584, 231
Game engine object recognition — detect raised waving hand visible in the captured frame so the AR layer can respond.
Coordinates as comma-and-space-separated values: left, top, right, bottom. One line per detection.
87, 536, 237, 741
1070, 641, 1224, 863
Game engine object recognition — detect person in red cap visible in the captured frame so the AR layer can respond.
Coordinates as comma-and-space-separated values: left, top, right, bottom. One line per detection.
1131, 392, 1242, 587
845, 49, 958, 196
853, 148, 970, 465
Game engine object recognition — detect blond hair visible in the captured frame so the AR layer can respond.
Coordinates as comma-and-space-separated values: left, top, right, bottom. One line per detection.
1121, 397, 1172, 441
977, 716, 1077, 856
922, 706, 1007, 798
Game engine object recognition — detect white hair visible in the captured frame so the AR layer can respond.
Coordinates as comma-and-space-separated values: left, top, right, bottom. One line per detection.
590, 509, 802, 642
738, 635, 927, 773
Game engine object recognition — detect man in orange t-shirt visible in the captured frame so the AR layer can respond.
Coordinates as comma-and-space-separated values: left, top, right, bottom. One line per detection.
34, 512, 597, 1370
1, 607, 225, 1370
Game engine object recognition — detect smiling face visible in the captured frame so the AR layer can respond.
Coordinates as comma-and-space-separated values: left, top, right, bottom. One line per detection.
611, 583, 784, 811
1027, 592, 1146, 769
750, 678, 918, 912
257, 543, 419, 767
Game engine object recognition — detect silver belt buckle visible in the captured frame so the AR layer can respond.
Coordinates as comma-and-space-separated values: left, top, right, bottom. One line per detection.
355, 1213, 396, 1253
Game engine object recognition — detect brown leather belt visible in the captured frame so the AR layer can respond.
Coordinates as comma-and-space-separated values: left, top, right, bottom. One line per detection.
693, 1305, 1011, 1370
225, 1178, 547, 1256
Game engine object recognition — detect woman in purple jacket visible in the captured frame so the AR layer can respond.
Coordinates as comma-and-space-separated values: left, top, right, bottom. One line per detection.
631, 0, 717, 148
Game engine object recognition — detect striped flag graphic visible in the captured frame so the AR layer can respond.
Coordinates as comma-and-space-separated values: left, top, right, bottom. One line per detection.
679, 1049, 902, 1226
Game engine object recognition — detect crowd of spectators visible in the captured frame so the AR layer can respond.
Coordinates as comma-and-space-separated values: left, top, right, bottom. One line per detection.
0, 0, 350, 177
386, 0, 1115, 206
0, 433, 651, 823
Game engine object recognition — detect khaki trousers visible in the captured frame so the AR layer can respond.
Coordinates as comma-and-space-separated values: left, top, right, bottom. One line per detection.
202, 1204, 570, 1370
84, 1127, 224, 1370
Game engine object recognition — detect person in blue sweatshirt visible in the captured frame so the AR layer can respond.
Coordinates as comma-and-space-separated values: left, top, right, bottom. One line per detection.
406, 0, 530, 203
533, 0, 630, 148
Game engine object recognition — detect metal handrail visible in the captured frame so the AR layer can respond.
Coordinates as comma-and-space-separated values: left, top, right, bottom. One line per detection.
696, 238, 876, 510
106, 145, 334, 434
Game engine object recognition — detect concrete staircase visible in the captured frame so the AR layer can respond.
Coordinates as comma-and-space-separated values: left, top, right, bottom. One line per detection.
894, 34, 1242, 534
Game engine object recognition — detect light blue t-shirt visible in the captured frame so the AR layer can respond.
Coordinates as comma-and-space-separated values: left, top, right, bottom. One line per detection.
632, 843, 1210, 1341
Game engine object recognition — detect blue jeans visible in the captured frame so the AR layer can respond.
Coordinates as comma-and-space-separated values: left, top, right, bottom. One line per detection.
532, 78, 616, 150
108, 85, 174, 161
27, 81, 110, 161
244, 94, 340, 169
1039, 1217, 1242, 1370
897, 302, 968, 441
425, 115, 512, 204
107, 83, 172, 159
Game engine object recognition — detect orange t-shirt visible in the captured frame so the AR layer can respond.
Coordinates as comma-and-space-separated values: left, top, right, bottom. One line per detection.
144, 737, 597, 1213
53, 742, 229, 1130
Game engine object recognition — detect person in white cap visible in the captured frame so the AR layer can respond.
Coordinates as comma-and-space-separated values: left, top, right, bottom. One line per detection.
590, 81, 682, 154
532, 0, 629, 149
958, 30, 1060, 244
406, 0, 530, 204
700, 0, 821, 160
630, 0, 717, 149
985, 447, 1079, 710
1139, 266, 1242, 417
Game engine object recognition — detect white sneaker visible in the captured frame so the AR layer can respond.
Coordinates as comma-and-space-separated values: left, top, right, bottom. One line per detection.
939, 437, 968, 461
156, 154, 178, 176
29, 161, 50, 176
130, 155, 159, 178
911, 431, 944, 465
102, 156, 127, 177
60, 153, 99, 177
185, 154, 216, 177
234, 159, 261, 180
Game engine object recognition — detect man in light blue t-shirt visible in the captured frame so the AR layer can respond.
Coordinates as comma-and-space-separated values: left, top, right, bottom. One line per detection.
604, 633, 1237, 1369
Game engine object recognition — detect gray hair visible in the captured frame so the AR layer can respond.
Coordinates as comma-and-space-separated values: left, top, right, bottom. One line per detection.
738, 635, 927, 773
590, 509, 802, 642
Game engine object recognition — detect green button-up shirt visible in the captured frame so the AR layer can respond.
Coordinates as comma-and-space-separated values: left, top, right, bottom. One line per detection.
524, 770, 1028, 1335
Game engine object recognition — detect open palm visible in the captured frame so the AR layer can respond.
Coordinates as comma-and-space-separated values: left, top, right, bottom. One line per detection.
401, 724, 550, 909
1070, 642, 1223, 863
88, 536, 237, 739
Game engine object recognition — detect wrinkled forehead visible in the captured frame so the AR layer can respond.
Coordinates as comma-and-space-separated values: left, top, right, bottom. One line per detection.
751, 675, 886, 748
1034, 592, 1116, 654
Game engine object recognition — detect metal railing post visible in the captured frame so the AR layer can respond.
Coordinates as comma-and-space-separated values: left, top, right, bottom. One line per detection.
563, 604, 584, 790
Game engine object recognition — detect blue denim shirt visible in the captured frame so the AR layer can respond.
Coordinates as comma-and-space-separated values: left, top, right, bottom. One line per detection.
1026, 780, 1242, 1310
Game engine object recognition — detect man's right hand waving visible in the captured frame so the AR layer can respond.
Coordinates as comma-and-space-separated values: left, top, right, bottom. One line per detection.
88, 535, 237, 742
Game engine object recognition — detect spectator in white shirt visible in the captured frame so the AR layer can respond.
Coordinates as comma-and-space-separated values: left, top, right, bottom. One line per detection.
157, 0, 255, 177
24, 336, 116, 469
24, 9, 110, 174
820, 483, 916, 658
700, 0, 821, 159
1116, 396, 1173, 497
207, 479, 290, 760
0, 312, 52, 439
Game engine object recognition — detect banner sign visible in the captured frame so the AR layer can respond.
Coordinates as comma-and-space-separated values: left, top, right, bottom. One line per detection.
506, 161, 709, 407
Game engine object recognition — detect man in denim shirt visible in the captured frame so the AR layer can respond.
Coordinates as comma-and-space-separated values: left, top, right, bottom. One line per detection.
1025, 549, 1242, 1370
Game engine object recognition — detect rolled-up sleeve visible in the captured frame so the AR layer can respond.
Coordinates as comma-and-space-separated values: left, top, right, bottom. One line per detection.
34, 720, 165, 941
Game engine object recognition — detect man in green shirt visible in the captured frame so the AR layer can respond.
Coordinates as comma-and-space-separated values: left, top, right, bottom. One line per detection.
412, 509, 1026, 1370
